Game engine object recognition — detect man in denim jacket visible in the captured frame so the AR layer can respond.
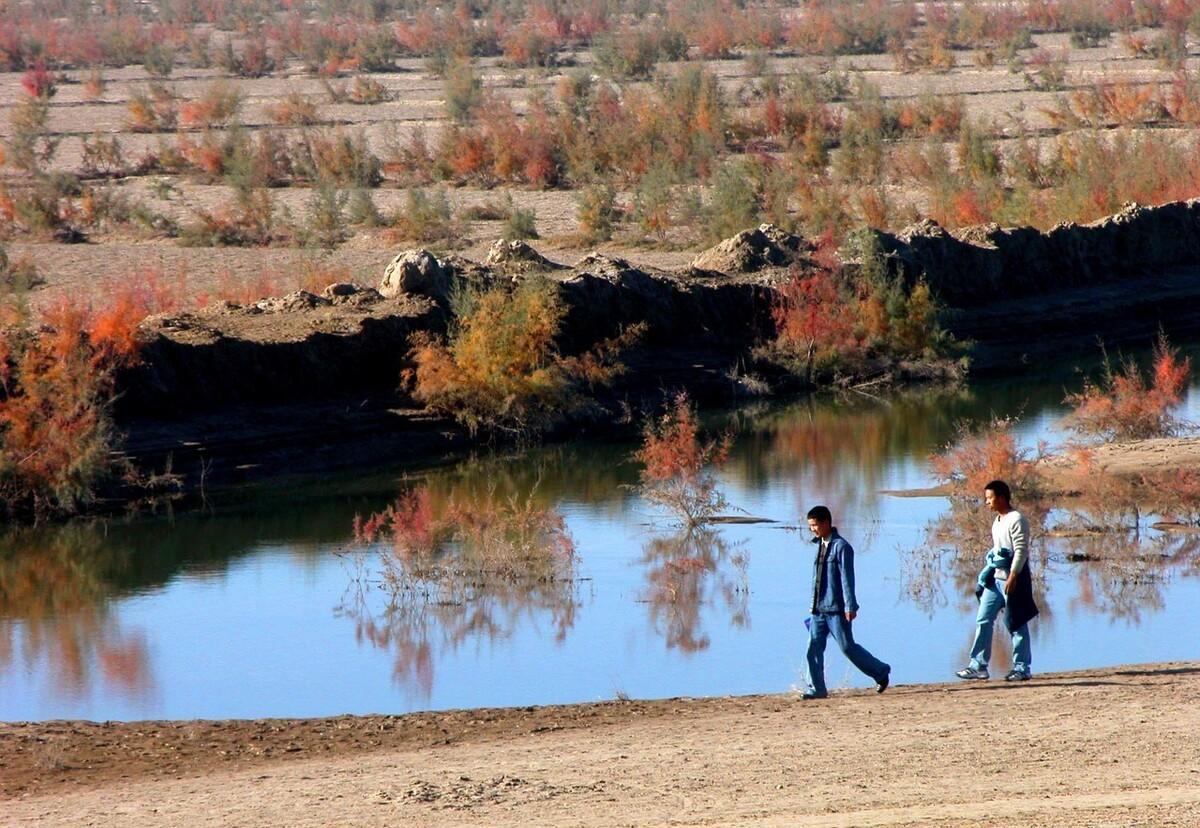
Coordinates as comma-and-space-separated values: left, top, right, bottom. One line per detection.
802, 505, 892, 700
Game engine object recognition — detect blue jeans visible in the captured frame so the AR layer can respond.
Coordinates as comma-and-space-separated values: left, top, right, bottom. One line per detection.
806, 612, 890, 697
969, 578, 1032, 674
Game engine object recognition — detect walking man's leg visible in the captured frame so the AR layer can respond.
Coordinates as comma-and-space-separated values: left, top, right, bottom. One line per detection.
967, 585, 1003, 672
806, 614, 830, 698
828, 613, 890, 684
1011, 622, 1032, 677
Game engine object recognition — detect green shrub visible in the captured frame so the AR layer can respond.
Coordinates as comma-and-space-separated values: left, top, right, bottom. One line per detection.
346, 188, 383, 227
502, 204, 538, 241
406, 278, 640, 436
704, 161, 759, 241
303, 182, 349, 248
633, 166, 675, 241
385, 188, 464, 245
576, 184, 619, 242
5, 97, 59, 175
445, 58, 483, 124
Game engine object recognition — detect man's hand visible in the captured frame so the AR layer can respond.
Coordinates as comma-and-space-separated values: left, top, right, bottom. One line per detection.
845, 611, 857, 622
1003, 576, 1015, 596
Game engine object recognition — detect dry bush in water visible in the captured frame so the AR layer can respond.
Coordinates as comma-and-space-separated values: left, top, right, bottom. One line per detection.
1063, 335, 1191, 441
406, 278, 642, 437
345, 484, 578, 693
354, 485, 576, 586
635, 393, 733, 528
930, 418, 1048, 502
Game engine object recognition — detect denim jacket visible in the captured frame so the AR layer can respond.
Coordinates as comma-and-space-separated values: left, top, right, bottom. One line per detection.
811, 530, 859, 614
976, 546, 1014, 592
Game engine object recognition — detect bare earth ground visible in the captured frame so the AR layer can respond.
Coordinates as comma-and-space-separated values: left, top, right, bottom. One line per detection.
3, 662, 1199, 827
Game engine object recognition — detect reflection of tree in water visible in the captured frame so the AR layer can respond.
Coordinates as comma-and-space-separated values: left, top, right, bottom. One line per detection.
0, 527, 153, 700
1053, 524, 1200, 623
639, 528, 748, 653
906, 496, 1053, 615
339, 485, 578, 699
909, 496, 1200, 625
727, 388, 975, 519
417, 446, 637, 516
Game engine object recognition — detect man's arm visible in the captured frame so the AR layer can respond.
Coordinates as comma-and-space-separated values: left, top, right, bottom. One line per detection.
839, 540, 859, 618
1004, 514, 1030, 595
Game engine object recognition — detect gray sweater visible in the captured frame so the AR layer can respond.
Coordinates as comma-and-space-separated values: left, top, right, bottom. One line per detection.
991, 510, 1030, 576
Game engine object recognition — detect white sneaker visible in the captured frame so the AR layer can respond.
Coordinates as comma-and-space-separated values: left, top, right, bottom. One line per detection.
955, 667, 989, 680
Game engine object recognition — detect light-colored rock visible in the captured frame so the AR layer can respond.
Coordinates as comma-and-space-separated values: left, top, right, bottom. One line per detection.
484, 240, 564, 273
380, 249, 450, 300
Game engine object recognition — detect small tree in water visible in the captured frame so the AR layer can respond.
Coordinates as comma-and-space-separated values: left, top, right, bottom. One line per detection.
635, 393, 732, 528
1064, 335, 1191, 441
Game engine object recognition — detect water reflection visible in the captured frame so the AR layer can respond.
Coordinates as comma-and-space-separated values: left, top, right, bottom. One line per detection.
0, 527, 153, 701
913, 488, 1200, 628
1054, 526, 1200, 623
727, 387, 977, 517
340, 484, 579, 700
639, 528, 749, 653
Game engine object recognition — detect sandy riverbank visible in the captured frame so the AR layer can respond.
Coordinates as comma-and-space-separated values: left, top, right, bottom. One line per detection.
4, 662, 1199, 827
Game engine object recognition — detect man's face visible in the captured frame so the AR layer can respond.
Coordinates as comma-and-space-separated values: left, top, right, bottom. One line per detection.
808, 518, 830, 538
985, 489, 1006, 513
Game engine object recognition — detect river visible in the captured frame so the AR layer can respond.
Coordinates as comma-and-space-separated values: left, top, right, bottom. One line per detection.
3, 370, 1200, 721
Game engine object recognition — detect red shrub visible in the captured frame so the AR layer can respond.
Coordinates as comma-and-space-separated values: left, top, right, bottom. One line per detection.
20, 61, 56, 99
636, 392, 732, 527
0, 295, 147, 519
771, 266, 861, 377
1064, 334, 1191, 440
929, 419, 1048, 501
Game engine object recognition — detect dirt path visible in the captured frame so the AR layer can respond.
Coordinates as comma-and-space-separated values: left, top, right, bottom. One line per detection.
4, 662, 1199, 827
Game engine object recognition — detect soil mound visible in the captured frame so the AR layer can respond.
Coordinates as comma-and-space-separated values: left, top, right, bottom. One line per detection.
124, 288, 440, 415
484, 240, 566, 273
380, 249, 495, 304
690, 224, 811, 274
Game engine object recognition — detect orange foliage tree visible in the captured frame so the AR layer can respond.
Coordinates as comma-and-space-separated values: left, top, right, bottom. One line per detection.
635, 392, 732, 527
1064, 334, 1192, 440
0, 296, 146, 520
406, 277, 641, 437
770, 267, 861, 381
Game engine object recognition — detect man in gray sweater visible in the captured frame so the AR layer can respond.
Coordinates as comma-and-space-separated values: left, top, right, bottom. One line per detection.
956, 479, 1038, 682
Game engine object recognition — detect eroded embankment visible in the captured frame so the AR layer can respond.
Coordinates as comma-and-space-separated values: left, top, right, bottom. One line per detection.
114, 201, 1200, 491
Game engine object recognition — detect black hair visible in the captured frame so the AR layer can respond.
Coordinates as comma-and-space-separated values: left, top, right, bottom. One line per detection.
806, 505, 832, 524
984, 480, 1012, 501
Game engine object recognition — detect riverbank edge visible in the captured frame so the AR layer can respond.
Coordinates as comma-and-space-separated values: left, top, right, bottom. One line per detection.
24, 201, 1200, 519
3, 660, 1197, 801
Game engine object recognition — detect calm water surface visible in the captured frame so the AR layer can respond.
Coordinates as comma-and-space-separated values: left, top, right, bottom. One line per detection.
3, 375, 1200, 721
